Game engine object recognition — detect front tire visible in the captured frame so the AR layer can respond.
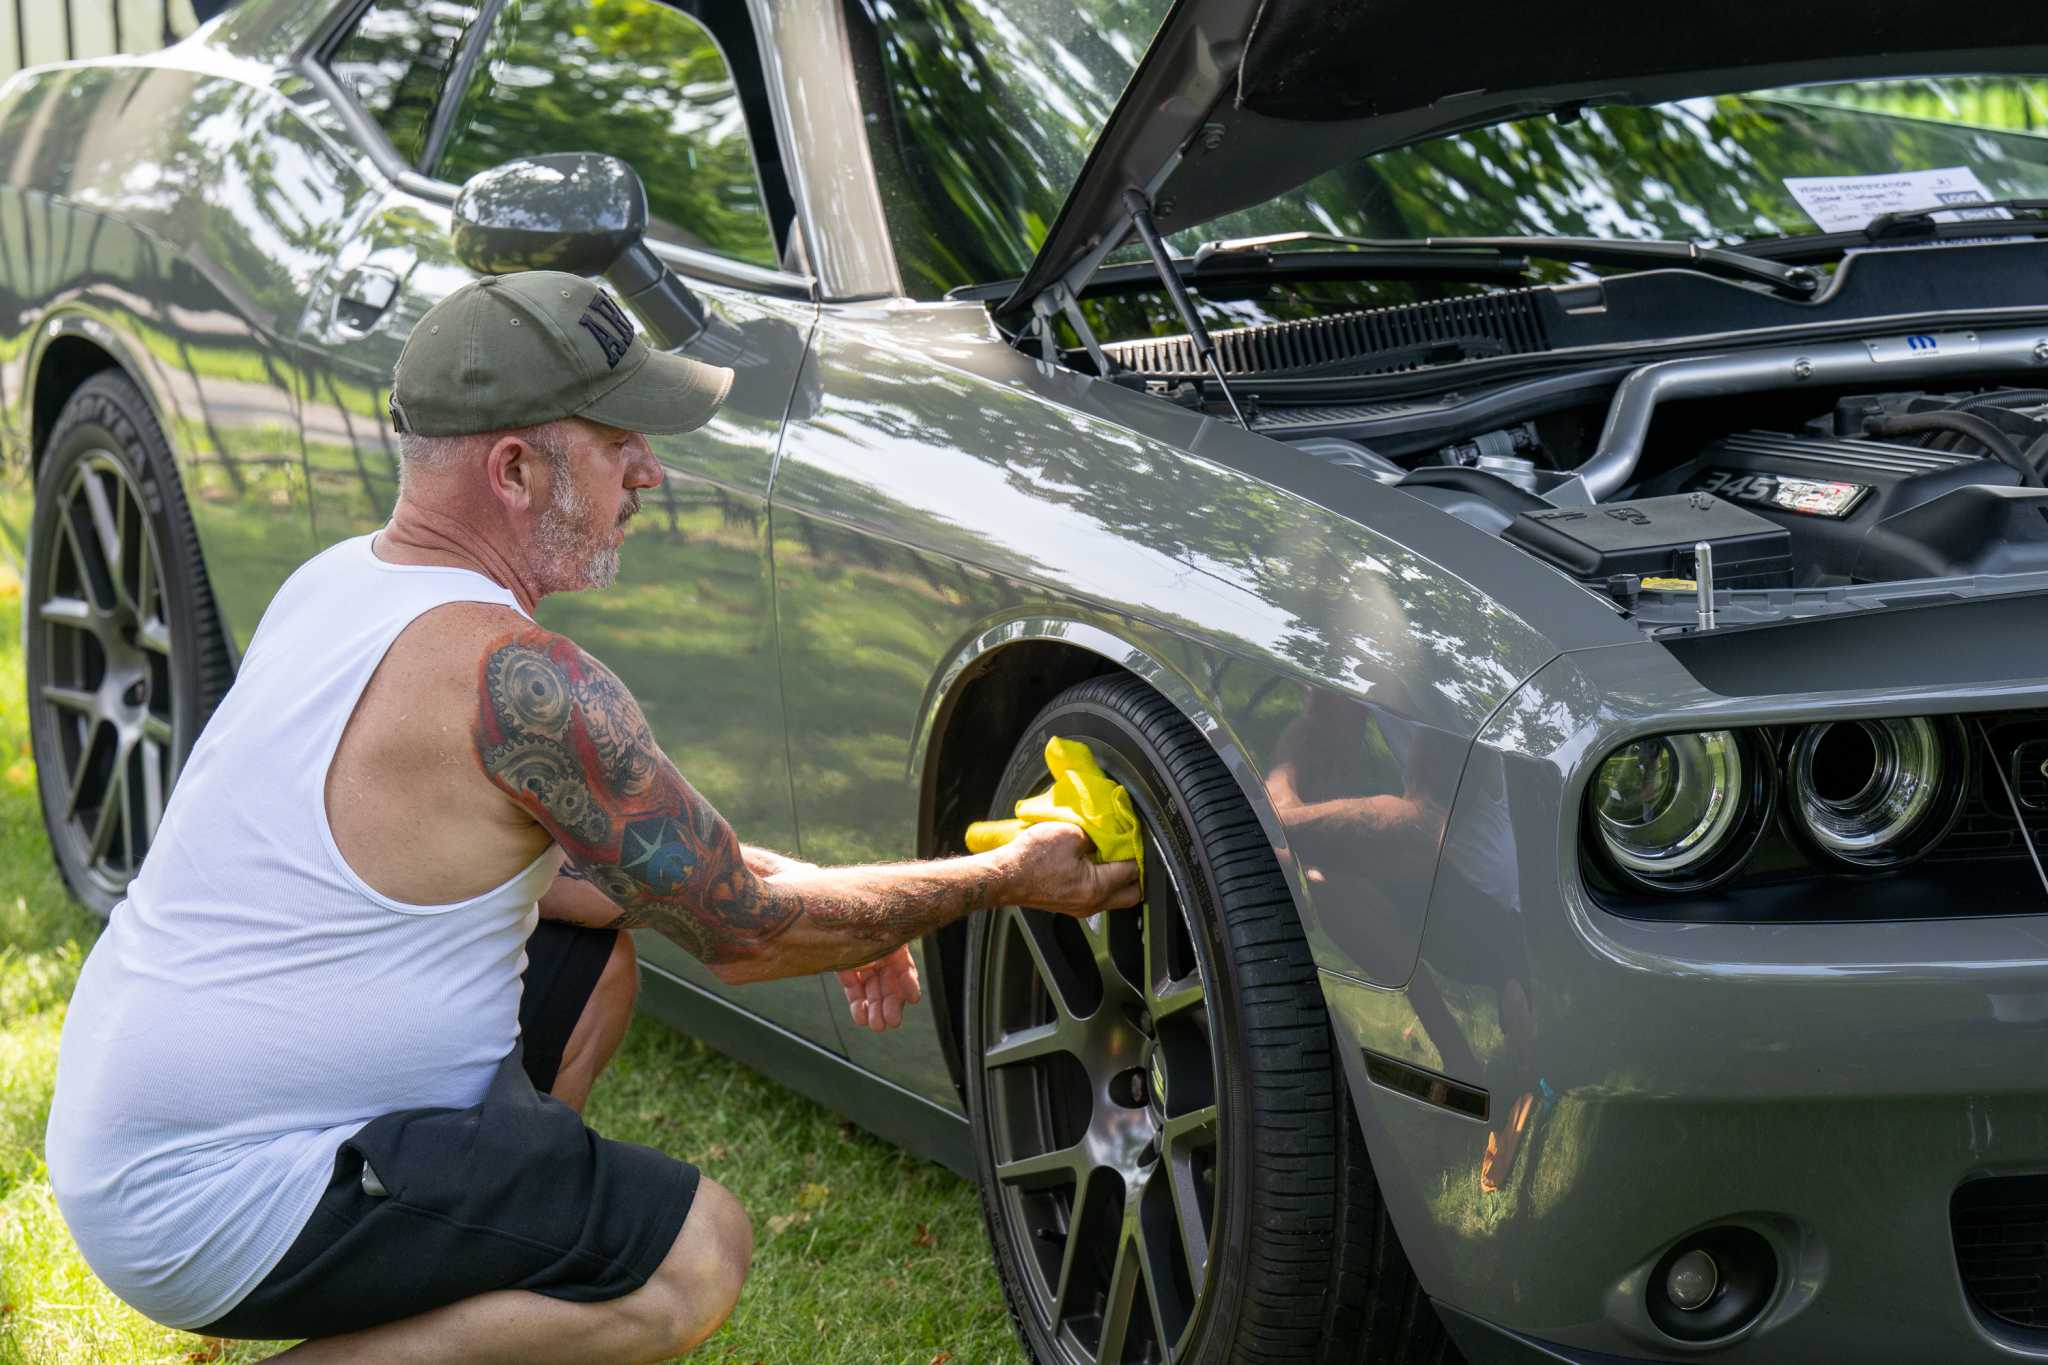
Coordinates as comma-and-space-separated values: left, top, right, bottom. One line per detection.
964, 676, 1455, 1365
25, 371, 230, 914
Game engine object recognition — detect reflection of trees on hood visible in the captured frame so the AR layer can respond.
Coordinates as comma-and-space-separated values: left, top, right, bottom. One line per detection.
1187, 86, 2048, 257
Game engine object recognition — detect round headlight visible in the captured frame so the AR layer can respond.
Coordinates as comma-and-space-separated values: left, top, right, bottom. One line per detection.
1591, 730, 1757, 887
1788, 716, 1962, 866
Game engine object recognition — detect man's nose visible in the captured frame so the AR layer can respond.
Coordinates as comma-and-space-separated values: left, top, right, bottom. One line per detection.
625, 439, 663, 490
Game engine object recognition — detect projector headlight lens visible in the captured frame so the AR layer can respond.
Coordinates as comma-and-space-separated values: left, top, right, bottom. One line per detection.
1789, 716, 1960, 865
1591, 730, 1752, 885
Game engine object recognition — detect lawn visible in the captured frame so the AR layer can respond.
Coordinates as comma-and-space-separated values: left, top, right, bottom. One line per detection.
0, 562, 1025, 1364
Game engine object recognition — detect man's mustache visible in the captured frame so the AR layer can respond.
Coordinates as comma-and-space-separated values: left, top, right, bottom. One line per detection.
617, 491, 641, 527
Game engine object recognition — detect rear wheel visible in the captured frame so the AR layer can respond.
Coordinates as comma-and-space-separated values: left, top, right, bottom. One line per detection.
964, 675, 1457, 1365
25, 372, 230, 914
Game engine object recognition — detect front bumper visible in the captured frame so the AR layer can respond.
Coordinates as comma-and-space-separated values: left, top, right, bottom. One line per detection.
1322, 640, 2048, 1363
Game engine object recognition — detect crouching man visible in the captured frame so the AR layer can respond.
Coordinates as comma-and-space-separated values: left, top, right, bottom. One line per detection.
45, 272, 1138, 1362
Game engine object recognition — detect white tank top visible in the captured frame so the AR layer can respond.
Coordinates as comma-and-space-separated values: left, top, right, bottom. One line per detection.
46, 534, 559, 1330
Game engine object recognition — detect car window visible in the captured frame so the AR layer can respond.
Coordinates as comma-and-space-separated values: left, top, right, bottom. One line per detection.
327, 0, 484, 168
433, 0, 779, 269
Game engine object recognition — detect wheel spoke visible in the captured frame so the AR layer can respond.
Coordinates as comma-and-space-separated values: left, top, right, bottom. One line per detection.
1162, 1103, 1218, 1150
1135, 1215, 1187, 1360
983, 1019, 1074, 1070
137, 617, 171, 656
142, 714, 173, 746
1095, 1233, 1142, 1365
137, 738, 166, 846
1012, 909, 1096, 1023
1162, 1146, 1212, 1296
1152, 972, 1204, 1022
1049, 1170, 1101, 1324
63, 723, 102, 817
118, 742, 139, 873
41, 684, 98, 716
995, 1141, 1086, 1192
131, 514, 155, 623
37, 594, 103, 638
58, 511, 110, 612
87, 764, 123, 859
80, 466, 124, 592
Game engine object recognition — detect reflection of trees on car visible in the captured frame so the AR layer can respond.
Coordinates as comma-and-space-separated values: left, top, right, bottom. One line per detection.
435, 0, 778, 267
849, 0, 1172, 297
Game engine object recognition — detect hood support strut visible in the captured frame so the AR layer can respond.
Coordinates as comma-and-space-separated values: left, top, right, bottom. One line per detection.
1121, 188, 1248, 426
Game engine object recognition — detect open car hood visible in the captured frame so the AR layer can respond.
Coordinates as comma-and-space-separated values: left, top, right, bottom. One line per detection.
994, 0, 2048, 321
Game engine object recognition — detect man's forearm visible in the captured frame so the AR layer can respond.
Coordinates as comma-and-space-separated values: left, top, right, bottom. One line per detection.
696, 852, 1015, 984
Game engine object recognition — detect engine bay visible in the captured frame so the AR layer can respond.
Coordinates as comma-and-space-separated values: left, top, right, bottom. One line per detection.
1254, 329, 2048, 622
1391, 384, 2048, 592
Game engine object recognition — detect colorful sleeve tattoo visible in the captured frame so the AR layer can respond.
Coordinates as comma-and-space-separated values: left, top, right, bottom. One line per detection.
473, 627, 999, 969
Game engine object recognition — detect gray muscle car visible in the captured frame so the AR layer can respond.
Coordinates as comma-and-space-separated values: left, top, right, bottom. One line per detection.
8, 1, 2048, 1361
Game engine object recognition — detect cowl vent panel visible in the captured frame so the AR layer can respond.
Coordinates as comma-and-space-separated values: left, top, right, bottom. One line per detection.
1100, 289, 1551, 378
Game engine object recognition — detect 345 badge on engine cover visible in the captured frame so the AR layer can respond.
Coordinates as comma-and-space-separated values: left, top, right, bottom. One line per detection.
1684, 469, 1870, 519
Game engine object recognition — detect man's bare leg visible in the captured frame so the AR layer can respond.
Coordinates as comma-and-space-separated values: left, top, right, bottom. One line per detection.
268, 1176, 751, 1364
551, 929, 640, 1113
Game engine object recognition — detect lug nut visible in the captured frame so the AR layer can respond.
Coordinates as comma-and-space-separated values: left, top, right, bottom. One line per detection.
1665, 1248, 1718, 1310
1110, 1068, 1149, 1108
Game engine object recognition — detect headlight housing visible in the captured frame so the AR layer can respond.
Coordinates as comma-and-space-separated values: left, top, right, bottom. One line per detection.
1588, 729, 1769, 891
1786, 715, 1966, 866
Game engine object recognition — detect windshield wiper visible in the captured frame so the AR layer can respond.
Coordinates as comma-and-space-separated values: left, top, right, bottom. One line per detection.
1742, 198, 2048, 263
1197, 231, 1823, 299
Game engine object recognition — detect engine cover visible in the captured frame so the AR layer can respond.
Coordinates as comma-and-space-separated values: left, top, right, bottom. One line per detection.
1641, 429, 2027, 583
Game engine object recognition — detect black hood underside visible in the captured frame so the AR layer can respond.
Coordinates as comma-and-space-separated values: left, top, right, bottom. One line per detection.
999, 0, 2048, 320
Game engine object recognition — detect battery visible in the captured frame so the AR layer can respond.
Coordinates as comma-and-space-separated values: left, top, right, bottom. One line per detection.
1503, 492, 1792, 588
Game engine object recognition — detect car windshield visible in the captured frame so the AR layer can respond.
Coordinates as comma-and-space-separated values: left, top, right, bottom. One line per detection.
844, 0, 2048, 301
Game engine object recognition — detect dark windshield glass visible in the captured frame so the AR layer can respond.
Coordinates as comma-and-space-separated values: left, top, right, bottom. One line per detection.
845, 0, 1169, 299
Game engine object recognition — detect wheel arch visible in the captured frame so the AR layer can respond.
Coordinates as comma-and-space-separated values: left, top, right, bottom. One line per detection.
911, 616, 1311, 1105
26, 311, 177, 476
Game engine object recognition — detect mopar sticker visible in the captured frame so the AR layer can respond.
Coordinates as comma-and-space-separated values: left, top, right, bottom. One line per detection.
1865, 330, 1980, 363
1685, 469, 1870, 519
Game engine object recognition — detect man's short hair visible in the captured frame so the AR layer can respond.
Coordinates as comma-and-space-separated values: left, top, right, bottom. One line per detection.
396, 422, 573, 485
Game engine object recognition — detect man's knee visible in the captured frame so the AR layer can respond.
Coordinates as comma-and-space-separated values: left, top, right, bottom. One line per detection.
635, 1176, 750, 1355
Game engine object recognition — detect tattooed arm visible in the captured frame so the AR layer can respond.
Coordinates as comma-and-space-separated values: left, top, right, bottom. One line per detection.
476, 626, 1137, 983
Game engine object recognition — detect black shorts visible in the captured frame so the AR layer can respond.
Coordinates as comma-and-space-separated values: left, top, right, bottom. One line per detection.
200, 922, 699, 1341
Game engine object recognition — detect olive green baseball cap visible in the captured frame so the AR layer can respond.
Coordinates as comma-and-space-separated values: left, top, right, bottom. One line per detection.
389, 270, 733, 437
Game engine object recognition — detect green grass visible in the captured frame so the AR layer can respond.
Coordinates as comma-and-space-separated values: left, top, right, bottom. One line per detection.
0, 563, 1024, 1364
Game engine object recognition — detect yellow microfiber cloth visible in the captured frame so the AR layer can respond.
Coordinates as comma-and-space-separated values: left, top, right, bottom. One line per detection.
965, 737, 1145, 891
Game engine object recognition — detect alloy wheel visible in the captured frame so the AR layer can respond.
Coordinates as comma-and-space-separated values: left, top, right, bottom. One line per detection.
979, 820, 1222, 1365
30, 449, 178, 899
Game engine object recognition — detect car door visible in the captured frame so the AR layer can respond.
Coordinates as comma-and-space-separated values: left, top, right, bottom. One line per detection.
294, 0, 835, 1048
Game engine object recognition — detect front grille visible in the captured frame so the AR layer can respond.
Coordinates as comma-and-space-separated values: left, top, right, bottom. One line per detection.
1955, 1175, 2048, 1330
1100, 289, 1551, 378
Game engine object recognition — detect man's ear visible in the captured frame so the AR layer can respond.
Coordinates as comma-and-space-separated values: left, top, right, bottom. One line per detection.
485, 434, 543, 514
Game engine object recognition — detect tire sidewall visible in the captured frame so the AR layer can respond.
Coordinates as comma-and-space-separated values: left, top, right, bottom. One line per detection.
965, 690, 1260, 1365
25, 374, 209, 913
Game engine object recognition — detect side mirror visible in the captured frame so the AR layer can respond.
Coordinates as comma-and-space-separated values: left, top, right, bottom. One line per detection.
452, 152, 710, 351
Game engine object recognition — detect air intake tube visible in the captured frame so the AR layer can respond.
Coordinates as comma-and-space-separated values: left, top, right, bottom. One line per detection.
1571, 328, 2048, 502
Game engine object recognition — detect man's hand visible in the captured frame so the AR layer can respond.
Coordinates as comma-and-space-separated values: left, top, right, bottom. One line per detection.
749, 847, 924, 1034
996, 821, 1143, 916
839, 944, 923, 1032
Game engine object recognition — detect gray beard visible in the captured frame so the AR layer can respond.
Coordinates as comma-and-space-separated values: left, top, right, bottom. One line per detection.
537, 479, 637, 592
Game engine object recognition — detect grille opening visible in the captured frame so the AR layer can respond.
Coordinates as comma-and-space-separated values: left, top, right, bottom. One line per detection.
1954, 1174, 2048, 1331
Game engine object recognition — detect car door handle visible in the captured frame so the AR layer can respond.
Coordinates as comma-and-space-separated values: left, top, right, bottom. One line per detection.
334, 266, 400, 334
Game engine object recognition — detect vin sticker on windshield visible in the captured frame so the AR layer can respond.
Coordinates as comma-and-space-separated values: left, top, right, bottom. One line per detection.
1783, 167, 2004, 233
1685, 469, 1869, 519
